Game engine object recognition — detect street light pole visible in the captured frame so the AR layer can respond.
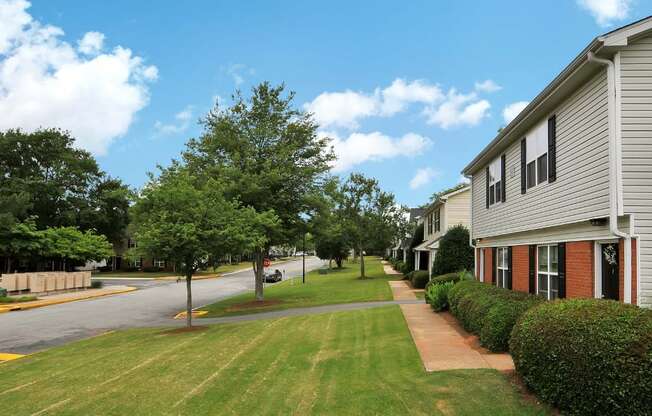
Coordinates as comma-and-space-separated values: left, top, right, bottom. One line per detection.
302, 232, 306, 284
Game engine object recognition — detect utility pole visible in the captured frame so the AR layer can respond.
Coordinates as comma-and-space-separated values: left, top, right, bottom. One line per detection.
302, 232, 306, 284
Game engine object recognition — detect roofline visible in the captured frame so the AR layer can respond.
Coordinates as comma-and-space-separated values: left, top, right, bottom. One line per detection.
462, 16, 652, 175
424, 185, 470, 212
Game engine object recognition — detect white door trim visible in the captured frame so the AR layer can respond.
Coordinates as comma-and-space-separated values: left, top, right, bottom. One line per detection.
594, 239, 619, 299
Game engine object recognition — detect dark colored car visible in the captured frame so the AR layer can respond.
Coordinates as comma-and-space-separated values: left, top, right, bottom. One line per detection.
264, 269, 282, 283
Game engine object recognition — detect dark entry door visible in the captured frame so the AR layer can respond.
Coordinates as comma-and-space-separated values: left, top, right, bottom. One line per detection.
419, 252, 429, 271
601, 243, 619, 300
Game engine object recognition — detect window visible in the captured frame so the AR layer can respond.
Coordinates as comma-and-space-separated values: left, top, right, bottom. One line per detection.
427, 212, 433, 235
434, 209, 441, 232
132, 257, 141, 268
488, 156, 502, 206
526, 120, 549, 188
127, 239, 137, 249
154, 259, 165, 268
496, 247, 509, 288
537, 245, 558, 300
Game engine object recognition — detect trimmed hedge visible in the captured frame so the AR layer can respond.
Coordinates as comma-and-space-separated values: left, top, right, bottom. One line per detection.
410, 271, 429, 289
510, 299, 652, 415
448, 280, 543, 352
425, 281, 455, 311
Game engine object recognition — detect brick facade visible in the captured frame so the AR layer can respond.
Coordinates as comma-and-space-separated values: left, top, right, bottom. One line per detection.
565, 241, 594, 298
512, 245, 530, 293
483, 247, 493, 285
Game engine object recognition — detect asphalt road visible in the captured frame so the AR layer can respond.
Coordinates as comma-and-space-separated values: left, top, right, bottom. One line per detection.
0, 257, 325, 354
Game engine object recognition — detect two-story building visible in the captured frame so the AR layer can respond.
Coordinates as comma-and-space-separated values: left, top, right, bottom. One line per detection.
414, 186, 471, 276
463, 17, 652, 308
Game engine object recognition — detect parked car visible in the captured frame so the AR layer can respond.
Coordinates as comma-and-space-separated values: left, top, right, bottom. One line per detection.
264, 269, 282, 283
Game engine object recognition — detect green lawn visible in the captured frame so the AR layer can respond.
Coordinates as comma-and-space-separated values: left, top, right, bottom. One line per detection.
199, 257, 394, 317
0, 306, 548, 415
0, 295, 37, 304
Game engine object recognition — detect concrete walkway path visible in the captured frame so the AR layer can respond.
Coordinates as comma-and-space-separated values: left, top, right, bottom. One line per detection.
389, 279, 514, 372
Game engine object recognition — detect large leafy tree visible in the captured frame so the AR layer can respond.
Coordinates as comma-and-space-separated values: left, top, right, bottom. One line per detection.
311, 178, 351, 268
431, 225, 474, 276
131, 166, 271, 326
0, 129, 131, 243
340, 173, 406, 279
183, 82, 334, 300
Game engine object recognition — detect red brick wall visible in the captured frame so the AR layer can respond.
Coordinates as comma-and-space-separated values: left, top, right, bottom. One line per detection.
512, 245, 530, 293
483, 247, 493, 285
566, 241, 594, 298
618, 238, 638, 304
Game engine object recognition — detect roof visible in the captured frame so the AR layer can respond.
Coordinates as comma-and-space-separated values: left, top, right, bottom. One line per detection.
424, 185, 470, 213
462, 15, 652, 176
414, 238, 436, 252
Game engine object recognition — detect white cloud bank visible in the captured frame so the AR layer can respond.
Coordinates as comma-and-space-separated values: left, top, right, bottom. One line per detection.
154, 106, 193, 135
305, 78, 494, 130
322, 130, 431, 172
577, 0, 632, 27
502, 101, 529, 124
409, 167, 439, 190
0, 0, 157, 155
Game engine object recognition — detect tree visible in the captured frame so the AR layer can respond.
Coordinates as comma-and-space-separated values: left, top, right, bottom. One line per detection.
340, 173, 406, 279
431, 225, 474, 276
183, 82, 334, 300
40, 227, 113, 271
131, 166, 270, 326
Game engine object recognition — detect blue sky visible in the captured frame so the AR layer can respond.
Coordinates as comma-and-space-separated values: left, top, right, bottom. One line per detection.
2, 0, 651, 207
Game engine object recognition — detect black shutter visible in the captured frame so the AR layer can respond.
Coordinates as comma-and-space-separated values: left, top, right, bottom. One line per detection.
485, 166, 490, 209
558, 242, 566, 298
528, 245, 536, 294
491, 247, 497, 284
520, 139, 527, 194
548, 115, 557, 183
507, 246, 513, 290
500, 154, 507, 202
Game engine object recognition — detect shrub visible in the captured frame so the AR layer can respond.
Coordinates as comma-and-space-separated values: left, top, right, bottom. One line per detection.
398, 262, 412, 276
431, 225, 474, 276
425, 281, 455, 311
425, 272, 460, 290
90, 280, 103, 289
410, 271, 430, 289
143, 266, 162, 273
510, 299, 652, 415
448, 280, 542, 352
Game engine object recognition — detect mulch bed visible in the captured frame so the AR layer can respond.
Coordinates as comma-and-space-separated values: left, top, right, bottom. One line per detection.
226, 299, 285, 312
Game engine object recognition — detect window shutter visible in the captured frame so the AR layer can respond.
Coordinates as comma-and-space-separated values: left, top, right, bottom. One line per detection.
507, 246, 513, 290
548, 115, 557, 183
528, 245, 536, 294
485, 166, 490, 209
491, 247, 497, 284
520, 139, 527, 194
558, 242, 566, 298
500, 154, 506, 202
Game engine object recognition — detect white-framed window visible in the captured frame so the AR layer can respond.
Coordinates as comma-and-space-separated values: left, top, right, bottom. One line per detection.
488, 156, 502, 206
133, 257, 141, 268
434, 209, 441, 232
526, 120, 548, 189
154, 259, 165, 268
427, 212, 433, 235
537, 245, 559, 300
496, 247, 509, 288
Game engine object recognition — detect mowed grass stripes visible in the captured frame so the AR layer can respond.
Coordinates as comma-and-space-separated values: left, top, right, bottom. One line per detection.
0, 306, 549, 415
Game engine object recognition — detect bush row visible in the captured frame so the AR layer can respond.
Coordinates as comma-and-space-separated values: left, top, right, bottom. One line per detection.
448, 280, 543, 352
510, 299, 652, 415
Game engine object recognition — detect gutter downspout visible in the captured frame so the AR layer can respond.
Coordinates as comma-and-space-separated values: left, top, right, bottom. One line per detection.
587, 52, 632, 303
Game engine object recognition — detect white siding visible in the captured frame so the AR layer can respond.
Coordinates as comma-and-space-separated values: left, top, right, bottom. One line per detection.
471, 71, 610, 239
621, 34, 652, 307
445, 189, 471, 230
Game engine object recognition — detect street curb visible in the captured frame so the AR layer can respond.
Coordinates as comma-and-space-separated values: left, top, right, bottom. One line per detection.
0, 287, 138, 313
0, 352, 26, 362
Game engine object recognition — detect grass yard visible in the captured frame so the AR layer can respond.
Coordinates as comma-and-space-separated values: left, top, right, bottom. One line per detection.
0, 306, 548, 415
199, 256, 394, 317
0, 295, 37, 304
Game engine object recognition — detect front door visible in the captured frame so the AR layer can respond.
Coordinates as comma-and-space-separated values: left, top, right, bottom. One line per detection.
601, 243, 619, 300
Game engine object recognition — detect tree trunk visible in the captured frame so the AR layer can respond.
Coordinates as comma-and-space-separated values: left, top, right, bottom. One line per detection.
6, 257, 11, 274
254, 250, 264, 301
185, 272, 193, 327
359, 245, 365, 279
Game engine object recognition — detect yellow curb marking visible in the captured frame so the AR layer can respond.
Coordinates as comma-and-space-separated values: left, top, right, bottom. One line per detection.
0, 352, 26, 362
173, 310, 208, 320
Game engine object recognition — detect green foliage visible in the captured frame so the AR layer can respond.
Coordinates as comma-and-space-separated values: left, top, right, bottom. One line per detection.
448, 280, 542, 352
425, 281, 455, 311
510, 299, 652, 415
425, 272, 461, 290
405, 222, 424, 271
410, 271, 429, 289
90, 280, 103, 289
312, 178, 351, 268
431, 225, 474, 276
40, 227, 113, 264
0, 295, 37, 303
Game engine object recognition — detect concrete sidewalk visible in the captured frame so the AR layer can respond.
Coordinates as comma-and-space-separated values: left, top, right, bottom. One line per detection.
389, 280, 514, 372
0, 286, 136, 313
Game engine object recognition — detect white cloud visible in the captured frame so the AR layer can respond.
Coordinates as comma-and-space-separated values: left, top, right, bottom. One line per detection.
304, 90, 378, 129
77, 31, 104, 55
423, 89, 491, 129
474, 79, 502, 93
224, 63, 254, 86
379, 78, 443, 116
322, 130, 431, 172
154, 105, 194, 135
502, 101, 529, 124
458, 175, 471, 184
0, 0, 157, 155
577, 0, 631, 26
409, 167, 439, 190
